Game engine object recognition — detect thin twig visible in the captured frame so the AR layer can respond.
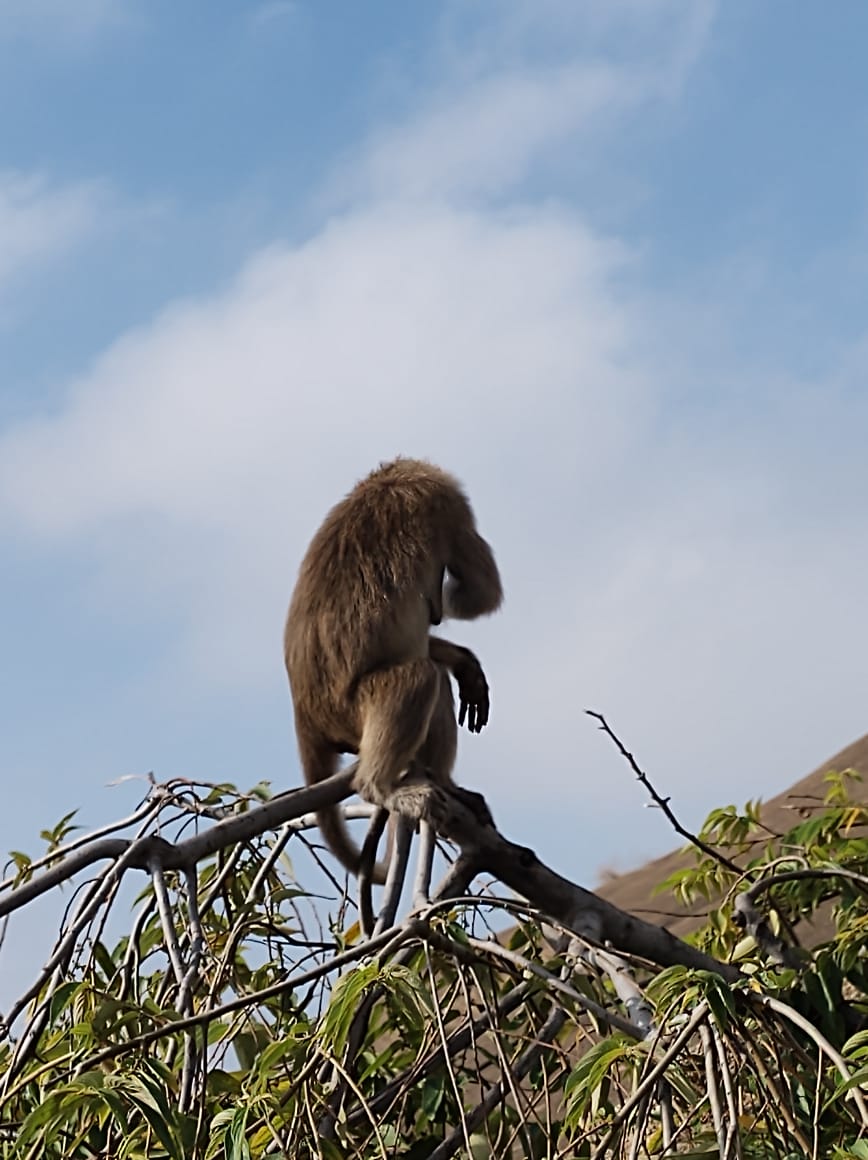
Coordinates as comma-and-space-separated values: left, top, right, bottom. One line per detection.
464, 937, 642, 1039
710, 1017, 741, 1160
737, 1023, 811, 1153
753, 992, 868, 1128
427, 991, 568, 1160
587, 711, 743, 875
149, 857, 185, 985
413, 820, 437, 907
345, 980, 536, 1128
177, 866, 203, 1015
0, 767, 359, 920
589, 1002, 710, 1160
747, 865, 868, 899
74, 918, 421, 1073
699, 1020, 726, 1156
424, 944, 473, 1159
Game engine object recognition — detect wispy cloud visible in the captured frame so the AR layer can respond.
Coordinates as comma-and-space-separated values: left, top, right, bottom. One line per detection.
353, 64, 630, 203
0, 172, 112, 290
0, 0, 134, 48
5, 171, 867, 822
249, 1, 298, 29
330, 0, 714, 205
0, 200, 639, 681
3, 0, 866, 845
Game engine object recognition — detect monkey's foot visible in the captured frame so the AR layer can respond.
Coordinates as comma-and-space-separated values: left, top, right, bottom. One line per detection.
385, 779, 451, 827
385, 779, 494, 846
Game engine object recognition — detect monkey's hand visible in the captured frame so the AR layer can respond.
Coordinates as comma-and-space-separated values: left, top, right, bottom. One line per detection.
452, 650, 490, 734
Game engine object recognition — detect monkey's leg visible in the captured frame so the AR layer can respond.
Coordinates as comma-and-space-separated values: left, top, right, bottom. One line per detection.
413, 665, 458, 785
354, 659, 442, 806
415, 668, 494, 827
391, 669, 457, 902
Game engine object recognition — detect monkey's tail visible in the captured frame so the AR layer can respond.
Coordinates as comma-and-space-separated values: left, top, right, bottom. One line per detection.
316, 806, 390, 887
300, 737, 389, 885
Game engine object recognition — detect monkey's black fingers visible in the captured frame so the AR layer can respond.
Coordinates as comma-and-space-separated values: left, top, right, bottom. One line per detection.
459, 697, 479, 732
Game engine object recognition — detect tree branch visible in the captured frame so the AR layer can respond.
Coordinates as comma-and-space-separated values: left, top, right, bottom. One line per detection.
0, 767, 357, 919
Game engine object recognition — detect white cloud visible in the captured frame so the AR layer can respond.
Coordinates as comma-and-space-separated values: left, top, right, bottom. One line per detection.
4, 0, 868, 867
250, 1, 298, 28
331, 0, 714, 206
0, 172, 111, 290
351, 64, 631, 204
0, 0, 133, 48
0, 199, 641, 686
5, 177, 868, 834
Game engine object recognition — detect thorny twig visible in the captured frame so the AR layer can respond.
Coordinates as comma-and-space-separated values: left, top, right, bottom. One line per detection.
586, 710, 743, 876
427, 975, 570, 1160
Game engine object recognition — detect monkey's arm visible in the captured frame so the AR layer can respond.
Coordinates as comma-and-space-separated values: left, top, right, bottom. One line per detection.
428, 636, 490, 733
443, 525, 503, 621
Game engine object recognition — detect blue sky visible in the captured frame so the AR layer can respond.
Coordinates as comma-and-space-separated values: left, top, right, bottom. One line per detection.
3, 0, 868, 949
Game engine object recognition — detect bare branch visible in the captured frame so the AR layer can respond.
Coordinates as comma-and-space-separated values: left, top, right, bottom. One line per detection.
425, 785, 741, 981
373, 817, 413, 935
0, 767, 357, 920
412, 820, 437, 908
587, 710, 743, 876
427, 978, 569, 1160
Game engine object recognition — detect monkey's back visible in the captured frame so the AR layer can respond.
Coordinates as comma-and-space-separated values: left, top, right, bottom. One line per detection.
285, 459, 466, 722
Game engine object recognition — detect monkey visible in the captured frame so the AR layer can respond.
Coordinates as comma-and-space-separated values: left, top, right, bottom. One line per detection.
284, 457, 503, 883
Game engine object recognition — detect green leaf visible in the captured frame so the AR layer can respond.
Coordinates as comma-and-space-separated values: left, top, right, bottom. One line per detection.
564, 1034, 634, 1123
700, 973, 736, 1024
48, 979, 82, 1024
826, 1066, 868, 1108
121, 1072, 183, 1160
16, 1090, 66, 1143
99, 1088, 133, 1137
8, 849, 32, 875
319, 960, 381, 1053
40, 809, 80, 848
93, 939, 119, 979
270, 885, 308, 903
832, 1141, 868, 1160
227, 1107, 252, 1160
842, 1029, 868, 1060
420, 1075, 446, 1120
252, 1033, 301, 1083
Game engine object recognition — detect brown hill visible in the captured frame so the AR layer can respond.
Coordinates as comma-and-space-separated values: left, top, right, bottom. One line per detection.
596, 731, 868, 942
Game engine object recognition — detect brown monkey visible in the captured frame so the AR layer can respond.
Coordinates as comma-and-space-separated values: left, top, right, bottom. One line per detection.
284, 457, 503, 882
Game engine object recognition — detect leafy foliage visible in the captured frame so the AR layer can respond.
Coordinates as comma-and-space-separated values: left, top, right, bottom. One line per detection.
1, 768, 867, 1157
